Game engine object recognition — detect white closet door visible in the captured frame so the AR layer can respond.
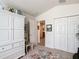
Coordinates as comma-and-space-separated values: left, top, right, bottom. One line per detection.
14, 30, 24, 42
14, 15, 24, 30
0, 13, 9, 29
55, 18, 67, 51
68, 16, 79, 53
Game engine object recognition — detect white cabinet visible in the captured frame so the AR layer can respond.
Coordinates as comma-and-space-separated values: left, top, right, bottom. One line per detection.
0, 10, 25, 59
55, 18, 67, 51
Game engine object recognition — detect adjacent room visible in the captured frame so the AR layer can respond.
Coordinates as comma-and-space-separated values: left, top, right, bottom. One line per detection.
0, 0, 79, 59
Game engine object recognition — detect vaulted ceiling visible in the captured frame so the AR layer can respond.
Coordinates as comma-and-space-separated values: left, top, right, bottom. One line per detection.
3, 0, 79, 16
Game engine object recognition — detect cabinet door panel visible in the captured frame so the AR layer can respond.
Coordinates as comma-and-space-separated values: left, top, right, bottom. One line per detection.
14, 30, 24, 41
0, 13, 9, 29
55, 18, 67, 51
0, 30, 13, 46
14, 15, 24, 29
0, 30, 9, 41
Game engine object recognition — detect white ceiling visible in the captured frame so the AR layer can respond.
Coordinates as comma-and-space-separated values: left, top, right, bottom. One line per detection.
3, 0, 79, 16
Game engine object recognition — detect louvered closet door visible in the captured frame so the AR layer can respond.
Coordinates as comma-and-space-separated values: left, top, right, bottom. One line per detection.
68, 16, 79, 53
55, 18, 68, 51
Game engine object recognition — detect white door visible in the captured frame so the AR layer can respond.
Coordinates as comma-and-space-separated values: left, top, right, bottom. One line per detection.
14, 15, 24, 30
0, 45, 12, 52
55, 18, 67, 51
68, 16, 79, 53
30, 20, 37, 44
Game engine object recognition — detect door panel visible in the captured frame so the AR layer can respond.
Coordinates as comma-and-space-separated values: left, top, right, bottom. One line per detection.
55, 18, 67, 51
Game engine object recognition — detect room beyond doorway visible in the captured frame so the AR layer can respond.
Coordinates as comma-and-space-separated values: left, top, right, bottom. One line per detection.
37, 20, 45, 46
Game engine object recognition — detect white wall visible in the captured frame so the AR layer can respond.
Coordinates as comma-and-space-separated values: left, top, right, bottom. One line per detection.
36, 4, 79, 19
36, 3, 79, 49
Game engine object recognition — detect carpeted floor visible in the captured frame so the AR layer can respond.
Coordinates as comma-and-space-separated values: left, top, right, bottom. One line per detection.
21, 46, 73, 59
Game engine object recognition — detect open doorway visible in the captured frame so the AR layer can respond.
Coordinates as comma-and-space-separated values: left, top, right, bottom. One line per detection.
37, 20, 45, 46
